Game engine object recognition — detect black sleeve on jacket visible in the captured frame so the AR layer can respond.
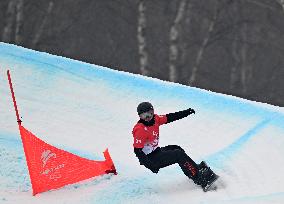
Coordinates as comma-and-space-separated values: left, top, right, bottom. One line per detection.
166, 108, 194, 124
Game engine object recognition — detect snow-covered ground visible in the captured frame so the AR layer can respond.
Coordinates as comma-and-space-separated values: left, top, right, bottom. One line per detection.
0, 43, 284, 204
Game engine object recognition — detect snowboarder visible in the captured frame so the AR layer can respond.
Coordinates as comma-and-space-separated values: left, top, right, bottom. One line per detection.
132, 102, 218, 192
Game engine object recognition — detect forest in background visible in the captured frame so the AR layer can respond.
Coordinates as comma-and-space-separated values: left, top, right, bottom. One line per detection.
1, 0, 284, 106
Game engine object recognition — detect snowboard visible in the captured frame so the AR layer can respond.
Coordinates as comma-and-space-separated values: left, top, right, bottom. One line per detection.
202, 173, 219, 192
198, 161, 219, 192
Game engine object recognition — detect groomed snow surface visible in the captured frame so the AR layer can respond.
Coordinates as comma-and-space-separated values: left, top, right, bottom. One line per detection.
0, 43, 284, 204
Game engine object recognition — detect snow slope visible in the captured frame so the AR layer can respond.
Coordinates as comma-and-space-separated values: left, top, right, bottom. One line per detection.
0, 43, 284, 204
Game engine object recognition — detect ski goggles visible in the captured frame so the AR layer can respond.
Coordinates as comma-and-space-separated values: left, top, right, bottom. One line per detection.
139, 110, 154, 120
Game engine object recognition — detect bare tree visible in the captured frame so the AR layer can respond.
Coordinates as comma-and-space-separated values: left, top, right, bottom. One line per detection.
15, 0, 24, 44
276, 0, 284, 12
230, 1, 241, 91
31, 1, 54, 49
231, 36, 239, 90
237, 1, 256, 95
137, 0, 149, 76
2, 0, 17, 42
240, 22, 250, 94
188, 2, 219, 86
169, 0, 188, 82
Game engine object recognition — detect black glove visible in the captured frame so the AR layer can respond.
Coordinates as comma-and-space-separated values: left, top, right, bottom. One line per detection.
187, 108, 195, 114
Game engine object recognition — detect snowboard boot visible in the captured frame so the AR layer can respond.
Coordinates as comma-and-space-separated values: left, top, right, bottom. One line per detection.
193, 161, 218, 192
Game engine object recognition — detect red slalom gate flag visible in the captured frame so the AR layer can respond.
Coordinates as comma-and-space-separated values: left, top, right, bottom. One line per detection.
19, 125, 117, 195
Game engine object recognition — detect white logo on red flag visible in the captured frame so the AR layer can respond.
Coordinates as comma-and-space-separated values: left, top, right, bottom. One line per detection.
41, 150, 56, 167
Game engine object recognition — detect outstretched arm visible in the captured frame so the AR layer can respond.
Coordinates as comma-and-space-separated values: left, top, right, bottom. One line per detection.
166, 108, 195, 123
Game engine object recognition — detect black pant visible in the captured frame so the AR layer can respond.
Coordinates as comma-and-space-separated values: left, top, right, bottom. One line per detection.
147, 145, 198, 178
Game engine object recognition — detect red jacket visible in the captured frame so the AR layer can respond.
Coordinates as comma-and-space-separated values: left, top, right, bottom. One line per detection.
132, 114, 167, 154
